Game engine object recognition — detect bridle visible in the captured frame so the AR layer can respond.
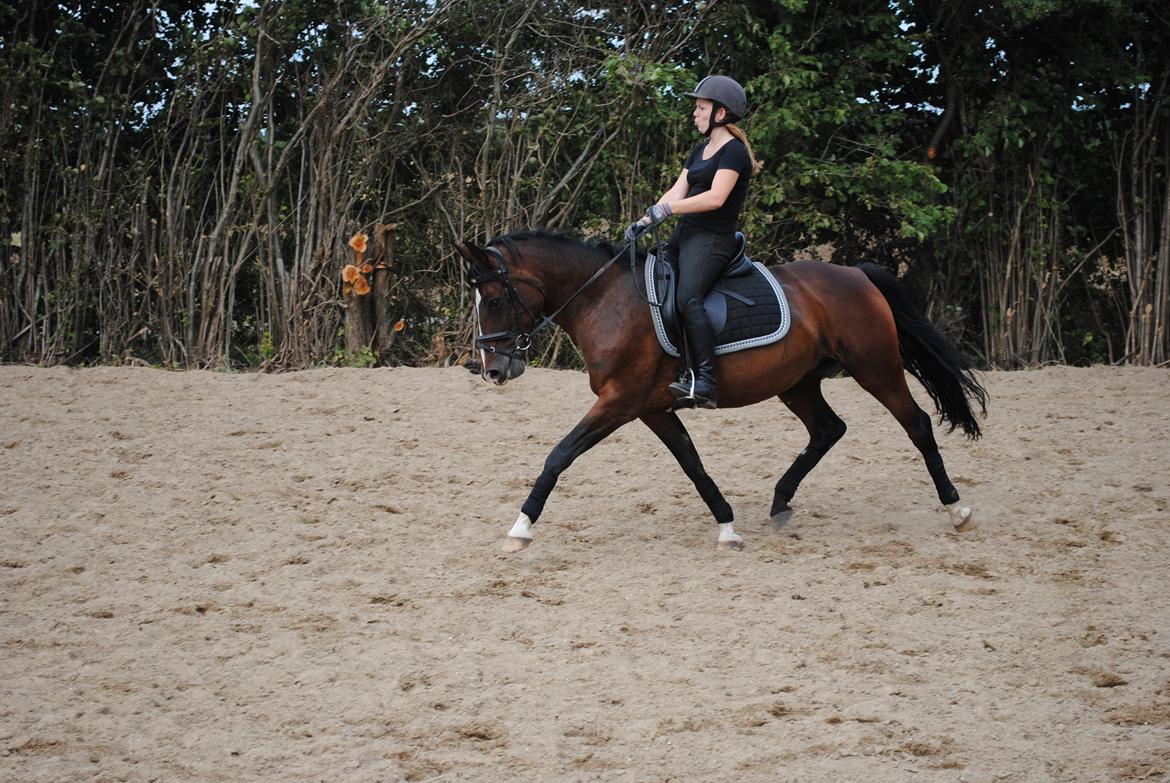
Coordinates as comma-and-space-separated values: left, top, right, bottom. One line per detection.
469, 243, 546, 364
469, 237, 630, 364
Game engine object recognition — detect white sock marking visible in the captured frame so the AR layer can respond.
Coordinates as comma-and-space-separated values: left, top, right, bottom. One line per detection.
507, 513, 534, 540
718, 521, 742, 543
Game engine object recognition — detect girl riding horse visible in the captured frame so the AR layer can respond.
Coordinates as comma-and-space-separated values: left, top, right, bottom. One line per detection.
630, 75, 762, 409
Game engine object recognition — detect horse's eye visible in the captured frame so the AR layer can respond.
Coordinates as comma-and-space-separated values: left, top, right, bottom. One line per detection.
488, 297, 502, 311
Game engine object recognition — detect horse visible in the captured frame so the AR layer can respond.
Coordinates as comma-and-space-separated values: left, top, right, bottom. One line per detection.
455, 230, 988, 553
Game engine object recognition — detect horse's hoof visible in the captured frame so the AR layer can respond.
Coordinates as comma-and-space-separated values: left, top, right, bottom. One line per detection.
501, 536, 532, 553
947, 504, 976, 533
770, 508, 792, 530
717, 538, 745, 552
954, 514, 976, 533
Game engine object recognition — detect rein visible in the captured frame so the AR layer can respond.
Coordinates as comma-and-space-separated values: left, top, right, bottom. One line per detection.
630, 223, 664, 307
470, 237, 631, 361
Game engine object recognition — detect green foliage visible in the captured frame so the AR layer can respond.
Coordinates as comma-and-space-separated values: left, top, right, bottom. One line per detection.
2, 0, 1168, 368
259, 330, 275, 363
687, 1, 961, 259
334, 345, 378, 368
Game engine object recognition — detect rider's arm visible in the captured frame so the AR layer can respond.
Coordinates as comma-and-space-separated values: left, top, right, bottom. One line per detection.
665, 168, 739, 215
657, 168, 691, 206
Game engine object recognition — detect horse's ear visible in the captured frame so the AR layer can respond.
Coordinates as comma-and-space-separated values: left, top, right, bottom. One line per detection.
453, 241, 482, 269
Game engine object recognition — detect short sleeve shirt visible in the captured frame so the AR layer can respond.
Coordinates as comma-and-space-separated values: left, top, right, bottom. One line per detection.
681, 138, 752, 234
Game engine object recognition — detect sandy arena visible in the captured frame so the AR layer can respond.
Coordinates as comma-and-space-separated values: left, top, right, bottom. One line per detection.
2, 364, 1168, 782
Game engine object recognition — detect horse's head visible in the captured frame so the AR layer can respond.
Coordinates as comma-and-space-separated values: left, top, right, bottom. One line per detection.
455, 238, 548, 386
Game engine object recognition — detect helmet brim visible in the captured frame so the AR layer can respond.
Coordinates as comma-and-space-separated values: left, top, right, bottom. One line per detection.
682, 75, 747, 118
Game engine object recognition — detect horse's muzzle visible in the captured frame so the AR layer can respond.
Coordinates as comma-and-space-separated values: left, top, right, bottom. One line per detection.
484, 357, 526, 386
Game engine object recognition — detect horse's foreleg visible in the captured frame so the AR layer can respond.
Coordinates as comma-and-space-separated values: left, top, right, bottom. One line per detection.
640, 412, 742, 551
772, 377, 847, 527
502, 399, 633, 552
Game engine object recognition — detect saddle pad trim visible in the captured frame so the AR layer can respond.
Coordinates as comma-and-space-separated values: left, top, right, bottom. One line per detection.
646, 259, 791, 358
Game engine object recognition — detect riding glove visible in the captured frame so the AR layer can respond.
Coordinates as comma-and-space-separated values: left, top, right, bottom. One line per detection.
624, 203, 672, 241
644, 202, 673, 227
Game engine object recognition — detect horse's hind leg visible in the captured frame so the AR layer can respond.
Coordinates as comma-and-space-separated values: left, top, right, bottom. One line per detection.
772, 374, 848, 527
847, 361, 975, 532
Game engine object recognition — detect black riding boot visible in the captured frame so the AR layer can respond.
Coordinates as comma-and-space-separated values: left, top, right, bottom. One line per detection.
668, 297, 718, 409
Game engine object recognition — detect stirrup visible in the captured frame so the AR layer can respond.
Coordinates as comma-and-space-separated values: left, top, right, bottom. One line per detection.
668, 370, 717, 408
668, 368, 697, 397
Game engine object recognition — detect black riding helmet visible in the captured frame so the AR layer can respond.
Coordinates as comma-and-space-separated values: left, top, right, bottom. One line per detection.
684, 75, 747, 134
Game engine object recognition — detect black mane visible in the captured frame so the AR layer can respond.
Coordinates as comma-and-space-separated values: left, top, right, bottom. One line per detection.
491, 229, 646, 265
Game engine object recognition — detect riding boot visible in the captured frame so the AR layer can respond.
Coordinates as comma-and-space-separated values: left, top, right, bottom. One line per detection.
668, 297, 718, 409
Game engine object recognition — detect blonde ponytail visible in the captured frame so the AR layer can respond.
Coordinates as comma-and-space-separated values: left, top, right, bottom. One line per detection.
726, 124, 763, 175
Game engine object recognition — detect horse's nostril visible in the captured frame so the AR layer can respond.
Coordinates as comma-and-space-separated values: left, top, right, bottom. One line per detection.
486, 368, 503, 381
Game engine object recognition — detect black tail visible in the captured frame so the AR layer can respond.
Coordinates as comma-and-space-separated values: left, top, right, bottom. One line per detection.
859, 263, 988, 439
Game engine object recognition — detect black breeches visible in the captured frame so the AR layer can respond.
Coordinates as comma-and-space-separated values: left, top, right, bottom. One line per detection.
662, 226, 737, 305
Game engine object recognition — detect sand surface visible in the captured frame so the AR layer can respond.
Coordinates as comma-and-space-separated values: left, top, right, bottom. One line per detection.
1, 364, 1168, 782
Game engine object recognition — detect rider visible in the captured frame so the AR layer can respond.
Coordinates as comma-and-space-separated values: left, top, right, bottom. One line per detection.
628, 75, 761, 408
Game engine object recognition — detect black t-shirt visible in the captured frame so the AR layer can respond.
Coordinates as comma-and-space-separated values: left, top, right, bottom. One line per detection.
681, 138, 752, 234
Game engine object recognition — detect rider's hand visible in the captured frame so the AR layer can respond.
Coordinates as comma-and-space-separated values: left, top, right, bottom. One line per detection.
644, 202, 673, 228
624, 220, 647, 242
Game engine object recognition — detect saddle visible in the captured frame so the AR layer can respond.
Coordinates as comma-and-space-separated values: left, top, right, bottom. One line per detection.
645, 232, 791, 358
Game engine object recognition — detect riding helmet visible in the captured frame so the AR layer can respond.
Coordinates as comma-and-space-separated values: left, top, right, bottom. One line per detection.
684, 75, 748, 123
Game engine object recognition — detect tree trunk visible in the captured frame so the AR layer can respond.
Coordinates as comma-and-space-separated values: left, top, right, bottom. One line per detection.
372, 223, 398, 361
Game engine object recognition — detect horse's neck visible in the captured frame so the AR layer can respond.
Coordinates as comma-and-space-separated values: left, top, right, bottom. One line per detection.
535, 247, 635, 342
531, 246, 613, 318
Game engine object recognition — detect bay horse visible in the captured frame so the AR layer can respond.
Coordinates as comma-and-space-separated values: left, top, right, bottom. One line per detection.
455, 231, 988, 552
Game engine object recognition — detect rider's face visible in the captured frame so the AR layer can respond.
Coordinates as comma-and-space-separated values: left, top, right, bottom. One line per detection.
692, 99, 722, 133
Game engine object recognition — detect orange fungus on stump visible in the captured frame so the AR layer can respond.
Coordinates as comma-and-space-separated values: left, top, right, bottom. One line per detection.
348, 233, 369, 253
